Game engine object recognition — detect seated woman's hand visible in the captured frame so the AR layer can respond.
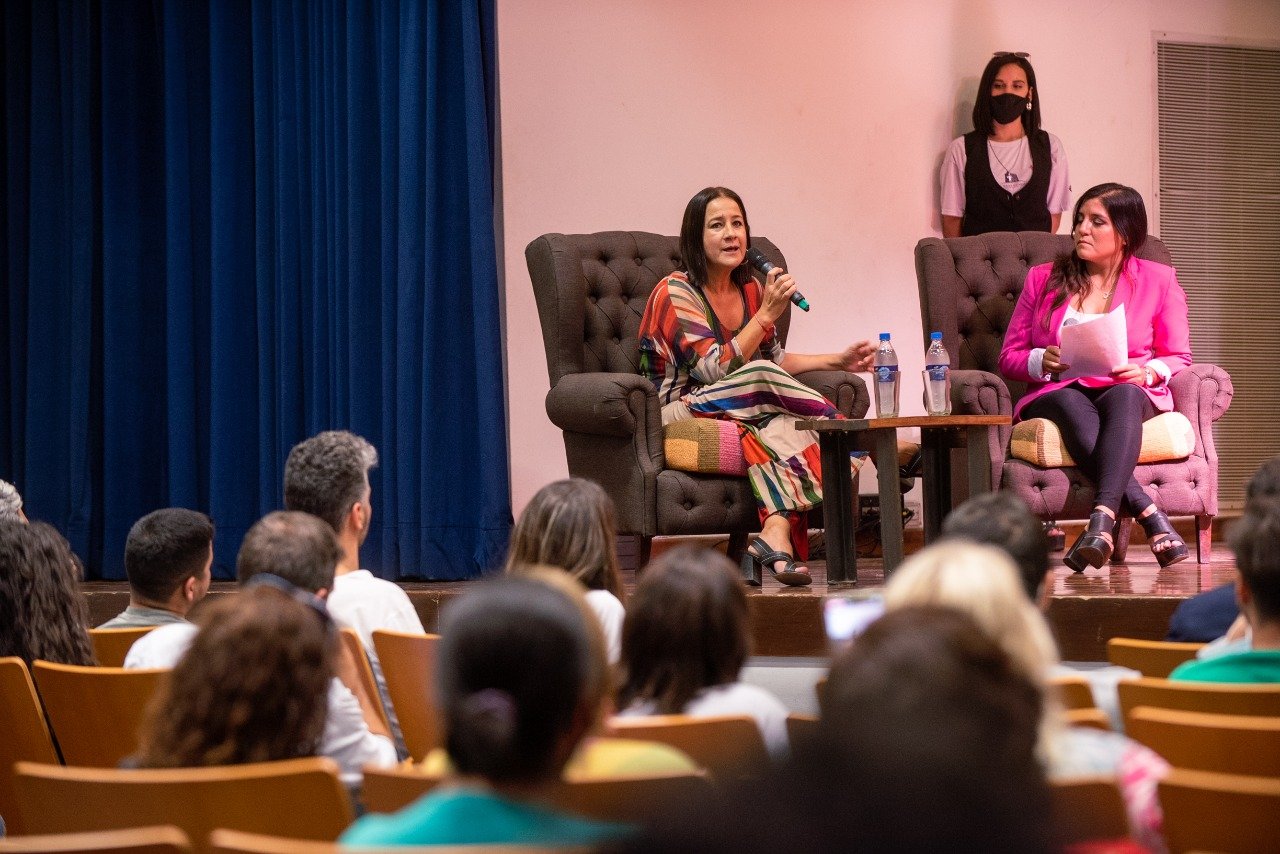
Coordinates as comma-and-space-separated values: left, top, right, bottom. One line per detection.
1110, 363, 1145, 386
1042, 345, 1070, 376
760, 268, 797, 323
833, 340, 876, 372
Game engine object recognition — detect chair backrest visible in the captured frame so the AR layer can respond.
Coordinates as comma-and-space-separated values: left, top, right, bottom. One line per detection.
1117, 677, 1280, 723
1106, 638, 1205, 678
0, 657, 60, 835
0, 825, 193, 854
31, 661, 166, 767
371, 629, 442, 760
914, 232, 1172, 405
1050, 776, 1131, 845
1126, 706, 1280, 776
88, 627, 159, 668
1063, 708, 1112, 731
1047, 674, 1097, 711
784, 712, 818, 747
362, 766, 711, 824
13, 758, 353, 849
603, 714, 769, 780
339, 627, 391, 733
1158, 768, 1280, 853
525, 232, 789, 387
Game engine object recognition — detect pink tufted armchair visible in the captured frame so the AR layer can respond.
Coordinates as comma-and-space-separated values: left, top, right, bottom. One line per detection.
526, 232, 869, 564
914, 232, 1233, 563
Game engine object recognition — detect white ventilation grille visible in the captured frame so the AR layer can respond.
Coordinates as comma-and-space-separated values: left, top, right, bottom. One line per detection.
1157, 40, 1280, 509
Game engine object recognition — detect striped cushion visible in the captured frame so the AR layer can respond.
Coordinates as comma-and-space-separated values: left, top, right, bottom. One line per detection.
1010, 411, 1196, 468
663, 419, 747, 476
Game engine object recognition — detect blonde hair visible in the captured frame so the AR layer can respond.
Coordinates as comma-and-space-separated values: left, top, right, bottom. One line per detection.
883, 541, 1065, 758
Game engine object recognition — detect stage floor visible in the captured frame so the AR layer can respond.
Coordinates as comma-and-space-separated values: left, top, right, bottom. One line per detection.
82, 543, 1236, 663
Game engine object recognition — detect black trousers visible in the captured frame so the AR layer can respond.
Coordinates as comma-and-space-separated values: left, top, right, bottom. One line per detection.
1021, 383, 1156, 515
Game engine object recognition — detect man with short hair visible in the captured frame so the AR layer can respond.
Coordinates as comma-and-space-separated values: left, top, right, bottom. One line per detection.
126, 511, 397, 781
99, 508, 214, 628
285, 430, 424, 755
1171, 497, 1280, 683
941, 492, 1051, 605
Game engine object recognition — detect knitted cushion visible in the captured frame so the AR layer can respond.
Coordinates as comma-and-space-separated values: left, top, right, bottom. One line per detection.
663, 419, 747, 476
1010, 411, 1196, 468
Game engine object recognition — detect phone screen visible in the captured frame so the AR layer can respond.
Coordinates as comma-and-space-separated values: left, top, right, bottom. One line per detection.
823, 595, 884, 644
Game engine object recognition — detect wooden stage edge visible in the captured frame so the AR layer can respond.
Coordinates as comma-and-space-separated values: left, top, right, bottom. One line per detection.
81, 538, 1237, 663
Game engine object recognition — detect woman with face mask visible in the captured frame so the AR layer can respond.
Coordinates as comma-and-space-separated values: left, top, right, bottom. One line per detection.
940, 52, 1071, 238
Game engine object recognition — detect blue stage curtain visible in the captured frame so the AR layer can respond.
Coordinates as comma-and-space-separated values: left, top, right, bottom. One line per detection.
1, 0, 509, 580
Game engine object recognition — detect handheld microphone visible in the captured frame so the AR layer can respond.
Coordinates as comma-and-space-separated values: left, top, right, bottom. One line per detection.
745, 247, 810, 311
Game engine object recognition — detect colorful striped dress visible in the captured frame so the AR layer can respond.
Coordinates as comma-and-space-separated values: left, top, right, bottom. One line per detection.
637, 271, 842, 524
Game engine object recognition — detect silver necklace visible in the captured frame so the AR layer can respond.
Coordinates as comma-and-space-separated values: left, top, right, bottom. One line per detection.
987, 137, 1027, 184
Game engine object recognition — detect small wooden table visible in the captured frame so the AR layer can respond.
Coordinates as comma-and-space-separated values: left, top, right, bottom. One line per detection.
795, 414, 1011, 584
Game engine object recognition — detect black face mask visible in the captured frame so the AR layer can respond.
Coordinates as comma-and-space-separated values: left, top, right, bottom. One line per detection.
991, 93, 1029, 125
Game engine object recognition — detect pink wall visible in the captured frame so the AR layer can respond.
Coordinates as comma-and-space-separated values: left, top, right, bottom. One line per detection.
497, 0, 1280, 514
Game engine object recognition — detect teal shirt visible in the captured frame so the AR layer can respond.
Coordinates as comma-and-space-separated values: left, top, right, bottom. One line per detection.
1169, 649, 1280, 683
341, 788, 633, 847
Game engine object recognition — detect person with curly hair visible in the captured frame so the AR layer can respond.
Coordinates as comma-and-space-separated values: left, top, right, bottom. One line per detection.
0, 519, 94, 666
133, 582, 332, 767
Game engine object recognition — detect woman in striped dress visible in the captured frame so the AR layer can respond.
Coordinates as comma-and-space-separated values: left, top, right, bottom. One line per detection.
638, 186, 877, 587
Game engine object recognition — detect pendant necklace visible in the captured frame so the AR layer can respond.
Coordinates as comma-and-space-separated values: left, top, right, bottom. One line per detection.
988, 137, 1027, 184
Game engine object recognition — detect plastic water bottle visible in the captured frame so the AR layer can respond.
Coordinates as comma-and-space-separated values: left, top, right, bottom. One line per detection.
924, 332, 952, 416
873, 333, 900, 418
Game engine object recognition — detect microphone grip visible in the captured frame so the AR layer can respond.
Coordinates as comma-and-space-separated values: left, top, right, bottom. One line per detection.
745, 247, 811, 312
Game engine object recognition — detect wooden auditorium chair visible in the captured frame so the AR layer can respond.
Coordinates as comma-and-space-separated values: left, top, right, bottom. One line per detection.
604, 714, 770, 780
1158, 768, 1280, 854
30, 661, 165, 767
1048, 673, 1097, 711
1126, 707, 1280, 776
914, 232, 1232, 562
208, 828, 590, 854
526, 231, 869, 565
361, 765, 711, 824
1063, 707, 1112, 731
11, 757, 353, 848
87, 627, 158, 668
0, 657, 60, 835
0, 826, 193, 854
1049, 776, 1131, 846
1106, 637, 1205, 678
1117, 677, 1280, 724
339, 627, 391, 733
370, 629, 442, 760
785, 712, 818, 747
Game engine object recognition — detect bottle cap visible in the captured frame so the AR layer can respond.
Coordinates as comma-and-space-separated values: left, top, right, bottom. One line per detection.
931, 332, 942, 340
879, 332, 890, 341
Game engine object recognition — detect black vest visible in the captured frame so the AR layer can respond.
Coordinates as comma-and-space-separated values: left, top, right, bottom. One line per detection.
960, 130, 1052, 236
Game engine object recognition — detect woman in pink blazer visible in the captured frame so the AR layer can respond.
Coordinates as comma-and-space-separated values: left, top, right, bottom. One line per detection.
999, 183, 1192, 571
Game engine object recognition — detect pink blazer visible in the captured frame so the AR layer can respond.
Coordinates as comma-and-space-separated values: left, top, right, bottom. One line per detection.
999, 256, 1192, 420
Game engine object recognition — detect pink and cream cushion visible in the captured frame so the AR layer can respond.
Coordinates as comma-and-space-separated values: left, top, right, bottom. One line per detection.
663, 419, 748, 476
1009, 411, 1197, 469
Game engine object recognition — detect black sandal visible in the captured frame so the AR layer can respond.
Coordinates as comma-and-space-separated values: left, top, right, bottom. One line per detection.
1064, 509, 1115, 572
1138, 508, 1190, 568
741, 538, 812, 587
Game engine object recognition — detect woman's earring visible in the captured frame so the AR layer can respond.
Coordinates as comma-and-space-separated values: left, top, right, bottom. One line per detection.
1026, 100, 1033, 110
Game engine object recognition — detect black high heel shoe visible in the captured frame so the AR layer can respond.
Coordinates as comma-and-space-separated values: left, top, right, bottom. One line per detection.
741, 538, 812, 587
1063, 509, 1115, 572
1138, 508, 1190, 568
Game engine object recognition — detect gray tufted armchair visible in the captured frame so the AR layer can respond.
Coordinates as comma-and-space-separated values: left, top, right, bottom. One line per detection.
526, 231, 869, 564
915, 232, 1233, 563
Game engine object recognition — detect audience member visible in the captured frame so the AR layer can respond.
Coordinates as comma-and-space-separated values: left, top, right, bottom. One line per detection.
125, 511, 396, 783
617, 546, 788, 760
341, 577, 633, 847
883, 541, 1168, 849
0, 479, 26, 523
1171, 496, 1280, 683
99, 508, 214, 628
1167, 455, 1280, 647
941, 491, 1137, 727
133, 582, 332, 767
284, 430, 424, 756
0, 519, 95, 666
505, 478, 625, 664
622, 607, 1054, 854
